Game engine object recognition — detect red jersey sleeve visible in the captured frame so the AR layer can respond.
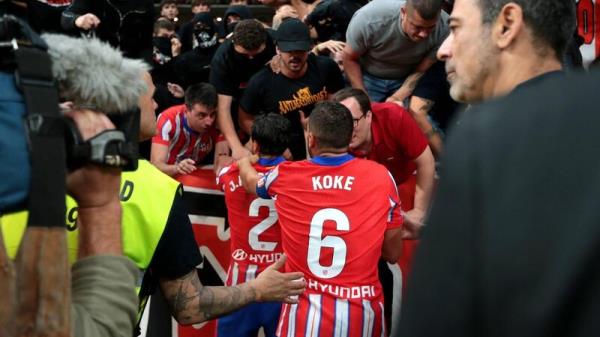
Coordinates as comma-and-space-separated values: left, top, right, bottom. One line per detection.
152, 109, 175, 146
386, 170, 403, 230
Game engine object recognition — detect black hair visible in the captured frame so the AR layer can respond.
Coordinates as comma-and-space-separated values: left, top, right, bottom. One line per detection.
407, 0, 443, 21
184, 83, 217, 110
251, 113, 292, 156
232, 19, 267, 51
332, 87, 371, 116
308, 101, 353, 150
477, 0, 576, 58
159, 0, 177, 10
154, 19, 175, 33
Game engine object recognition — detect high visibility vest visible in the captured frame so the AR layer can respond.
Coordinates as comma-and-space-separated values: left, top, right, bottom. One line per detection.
0, 159, 180, 314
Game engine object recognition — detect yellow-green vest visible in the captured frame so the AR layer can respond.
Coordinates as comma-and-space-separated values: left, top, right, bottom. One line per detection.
1, 158, 180, 281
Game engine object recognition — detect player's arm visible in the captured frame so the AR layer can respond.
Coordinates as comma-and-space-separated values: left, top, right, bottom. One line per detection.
217, 94, 251, 160
213, 138, 233, 175
408, 96, 444, 158
386, 57, 437, 106
238, 155, 260, 195
160, 256, 305, 325
382, 228, 403, 263
342, 43, 366, 91
150, 143, 196, 177
403, 146, 435, 239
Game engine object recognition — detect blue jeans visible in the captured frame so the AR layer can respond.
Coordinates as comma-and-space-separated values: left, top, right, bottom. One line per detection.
363, 72, 405, 103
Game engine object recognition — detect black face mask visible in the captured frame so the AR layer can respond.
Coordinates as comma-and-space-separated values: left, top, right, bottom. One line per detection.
194, 24, 217, 49
153, 36, 172, 57
226, 21, 239, 35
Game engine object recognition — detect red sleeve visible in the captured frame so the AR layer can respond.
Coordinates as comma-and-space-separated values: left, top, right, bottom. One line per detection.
377, 103, 428, 160
386, 170, 403, 230
152, 108, 175, 145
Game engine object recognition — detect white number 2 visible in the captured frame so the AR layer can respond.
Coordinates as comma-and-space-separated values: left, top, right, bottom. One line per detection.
248, 198, 278, 251
307, 208, 349, 279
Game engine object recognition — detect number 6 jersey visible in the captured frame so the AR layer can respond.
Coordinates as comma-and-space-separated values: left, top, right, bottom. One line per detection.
256, 154, 403, 337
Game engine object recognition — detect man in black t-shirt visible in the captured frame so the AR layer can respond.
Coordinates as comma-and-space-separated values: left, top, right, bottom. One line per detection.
240, 19, 345, 160
210, 20, 277, 160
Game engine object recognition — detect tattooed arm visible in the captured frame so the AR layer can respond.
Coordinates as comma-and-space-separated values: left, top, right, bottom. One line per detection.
387, 57, 437, 105
159, 255, 305, 325
408, 96, 444, 158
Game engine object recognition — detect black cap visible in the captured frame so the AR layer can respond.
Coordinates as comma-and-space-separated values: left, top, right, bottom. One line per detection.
276, 18, 312, 52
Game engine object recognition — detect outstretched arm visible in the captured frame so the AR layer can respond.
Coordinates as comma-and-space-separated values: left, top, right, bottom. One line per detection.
160, 255, 305, 325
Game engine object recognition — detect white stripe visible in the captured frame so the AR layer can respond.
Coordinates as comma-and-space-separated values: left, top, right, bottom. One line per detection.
305, 294, 322, 337
362, 300, 375, 337
230, 262, 239, 286
333, 299, 349, 337
379, 302, 385, 337
177, 118, 192, 163
265, 166, 280, 190
388, 197, 397, 222
277, 303, 289, 337
287, 303, 298, 337
161, 119, 173, 141
167, 115, 181, 161
246, 264, 258, 282
387, 262, 402, 337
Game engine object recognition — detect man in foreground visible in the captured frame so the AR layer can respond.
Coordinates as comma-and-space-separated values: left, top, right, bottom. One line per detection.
397, 0, 584, 335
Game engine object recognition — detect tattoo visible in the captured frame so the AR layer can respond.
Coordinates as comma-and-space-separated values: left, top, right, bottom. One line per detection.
406, 73, 424, 92
162, 271, 257, 324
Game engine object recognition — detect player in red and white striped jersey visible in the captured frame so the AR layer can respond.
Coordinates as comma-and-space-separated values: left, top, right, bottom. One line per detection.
216, 114, 292, 337
239, 102, 403, 337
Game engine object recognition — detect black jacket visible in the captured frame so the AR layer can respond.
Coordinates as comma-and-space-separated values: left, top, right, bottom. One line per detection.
398, 70, 600, 337
61, 0, 154, 61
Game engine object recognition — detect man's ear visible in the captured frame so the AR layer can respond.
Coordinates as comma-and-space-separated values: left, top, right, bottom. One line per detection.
251, 140, 259, 155
492, 3, 524, 50
307, 132, 316, 149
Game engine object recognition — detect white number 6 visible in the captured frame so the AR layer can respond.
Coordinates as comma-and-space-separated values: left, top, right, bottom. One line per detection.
307, 208, 349, 279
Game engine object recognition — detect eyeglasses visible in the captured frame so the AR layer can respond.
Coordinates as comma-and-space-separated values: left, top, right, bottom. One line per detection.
352, 114, 366, 127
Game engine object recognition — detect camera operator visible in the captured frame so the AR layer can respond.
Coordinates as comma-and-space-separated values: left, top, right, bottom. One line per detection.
63, 108, 138, 337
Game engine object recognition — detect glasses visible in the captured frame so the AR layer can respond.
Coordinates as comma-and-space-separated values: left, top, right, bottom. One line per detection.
352, 114, 366, 127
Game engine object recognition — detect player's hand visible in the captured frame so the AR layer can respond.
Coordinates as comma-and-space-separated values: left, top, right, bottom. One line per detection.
250, 255, 305, 303
171, 37, 182, 57
176, 158, 197, 175
75, 13, 101, 30
167, 82, 185, 98
268, 54, 282, 74
401, 208, 426, 239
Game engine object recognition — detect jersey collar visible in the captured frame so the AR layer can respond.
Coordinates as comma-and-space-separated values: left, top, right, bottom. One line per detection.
311, 154, 354, 166
257, 156, 286, 167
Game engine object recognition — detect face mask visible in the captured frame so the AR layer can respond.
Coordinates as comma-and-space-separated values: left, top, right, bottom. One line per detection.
226, 21, 239, 34
153, 36, 172, 57
194, 28, 217, 49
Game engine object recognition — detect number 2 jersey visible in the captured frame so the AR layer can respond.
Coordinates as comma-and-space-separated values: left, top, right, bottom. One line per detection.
256, 154, 403, 337
217, 156, 286, 286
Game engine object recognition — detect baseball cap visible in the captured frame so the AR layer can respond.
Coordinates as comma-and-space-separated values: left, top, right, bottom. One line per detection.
276, 18, 312, 52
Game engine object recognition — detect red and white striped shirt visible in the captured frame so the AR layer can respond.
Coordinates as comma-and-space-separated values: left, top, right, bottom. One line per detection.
152, 104, 219, 165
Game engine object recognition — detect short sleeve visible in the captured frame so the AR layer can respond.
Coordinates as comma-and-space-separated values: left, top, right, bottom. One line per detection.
148, 187, 203, 279
345, 11, 371, 55
152, 111, 173, 145
321, 56, 345, 94
385, 170, 403, 230
209, 43, 237, 96
239, 71, 267, 115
